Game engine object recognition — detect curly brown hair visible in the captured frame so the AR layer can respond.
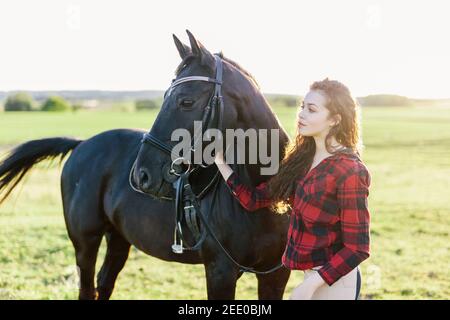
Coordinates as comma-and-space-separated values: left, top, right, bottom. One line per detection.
266, 78, 363, 214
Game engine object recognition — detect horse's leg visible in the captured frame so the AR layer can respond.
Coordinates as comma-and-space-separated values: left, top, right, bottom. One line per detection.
256, 267, 291, 300
64, 191, 106, 300
71, 234, 103, 300
204, 258, 239, 300
96, 229, 131, 300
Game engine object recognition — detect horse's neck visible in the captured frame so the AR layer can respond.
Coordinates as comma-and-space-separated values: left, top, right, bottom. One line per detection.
230, 92, 290, 186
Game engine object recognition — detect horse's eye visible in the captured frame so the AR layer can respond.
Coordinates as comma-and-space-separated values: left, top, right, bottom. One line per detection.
180, 99, 194, 109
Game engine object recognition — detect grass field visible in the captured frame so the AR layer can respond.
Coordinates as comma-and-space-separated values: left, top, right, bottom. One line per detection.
0, 105, 449, 299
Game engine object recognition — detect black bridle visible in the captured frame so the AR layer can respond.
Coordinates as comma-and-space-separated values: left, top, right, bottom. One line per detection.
141, 53, 224, 175
130, 53, 283, 275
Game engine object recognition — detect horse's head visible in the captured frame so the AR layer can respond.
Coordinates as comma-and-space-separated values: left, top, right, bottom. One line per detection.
132, 30, 230, 198
133, 30, 289, 199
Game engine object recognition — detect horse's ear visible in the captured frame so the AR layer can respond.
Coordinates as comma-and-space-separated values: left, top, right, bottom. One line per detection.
186, 29, 215, 69
173, 34, 191, 59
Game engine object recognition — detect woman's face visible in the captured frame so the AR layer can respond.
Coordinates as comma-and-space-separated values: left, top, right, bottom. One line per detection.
297, 90, 337, 137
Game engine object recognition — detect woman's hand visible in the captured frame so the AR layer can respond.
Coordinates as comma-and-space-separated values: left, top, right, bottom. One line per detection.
289, 271, 326, 300
214, 146, 233, 181
214, 148, 225, 164
215, 144, 231, 165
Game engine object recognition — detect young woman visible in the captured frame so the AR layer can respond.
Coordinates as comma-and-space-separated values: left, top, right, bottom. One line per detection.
214, 78, 371, 300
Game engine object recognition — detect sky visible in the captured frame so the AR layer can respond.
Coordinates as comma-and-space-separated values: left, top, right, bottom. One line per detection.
0, 0, 449, 98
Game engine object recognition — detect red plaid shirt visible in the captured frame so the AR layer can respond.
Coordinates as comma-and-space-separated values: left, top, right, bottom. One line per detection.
225, 151, 371, 286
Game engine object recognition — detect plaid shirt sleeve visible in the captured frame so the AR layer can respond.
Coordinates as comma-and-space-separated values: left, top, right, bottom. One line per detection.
317, 165, 371, 286
225, 171, 279, 212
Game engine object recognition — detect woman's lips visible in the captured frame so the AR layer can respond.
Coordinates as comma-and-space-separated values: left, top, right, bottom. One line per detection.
298, 121, 306, 127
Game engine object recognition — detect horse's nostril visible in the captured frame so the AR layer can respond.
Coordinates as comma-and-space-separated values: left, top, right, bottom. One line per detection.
139, 168, 151, 190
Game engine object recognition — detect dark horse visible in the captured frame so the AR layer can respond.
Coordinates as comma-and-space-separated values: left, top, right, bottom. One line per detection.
0, 30, 292, 300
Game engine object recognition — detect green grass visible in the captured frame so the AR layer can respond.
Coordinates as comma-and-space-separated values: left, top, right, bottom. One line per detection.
0, 105, 449, 299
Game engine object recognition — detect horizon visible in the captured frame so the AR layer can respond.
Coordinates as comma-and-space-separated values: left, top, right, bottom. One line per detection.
2, 89, 449, 101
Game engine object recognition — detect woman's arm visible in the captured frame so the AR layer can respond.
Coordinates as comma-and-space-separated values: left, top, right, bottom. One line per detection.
214, 149, 275, 212
317, 166, 371, 286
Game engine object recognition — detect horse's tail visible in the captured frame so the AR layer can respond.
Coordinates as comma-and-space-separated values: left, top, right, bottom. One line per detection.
0, 137, 83, 205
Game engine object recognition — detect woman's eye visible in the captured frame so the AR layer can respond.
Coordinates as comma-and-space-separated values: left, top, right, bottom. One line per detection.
302, 104, 315, 113
180, 99, 194, 108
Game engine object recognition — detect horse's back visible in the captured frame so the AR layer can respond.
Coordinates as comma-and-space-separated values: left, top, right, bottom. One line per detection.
60, 129, 144, 234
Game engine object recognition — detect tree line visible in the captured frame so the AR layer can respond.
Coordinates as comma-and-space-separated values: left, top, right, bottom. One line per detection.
1, 92, 415, 112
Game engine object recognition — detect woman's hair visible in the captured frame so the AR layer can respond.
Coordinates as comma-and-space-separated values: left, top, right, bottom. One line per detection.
266, 77, 364, 214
